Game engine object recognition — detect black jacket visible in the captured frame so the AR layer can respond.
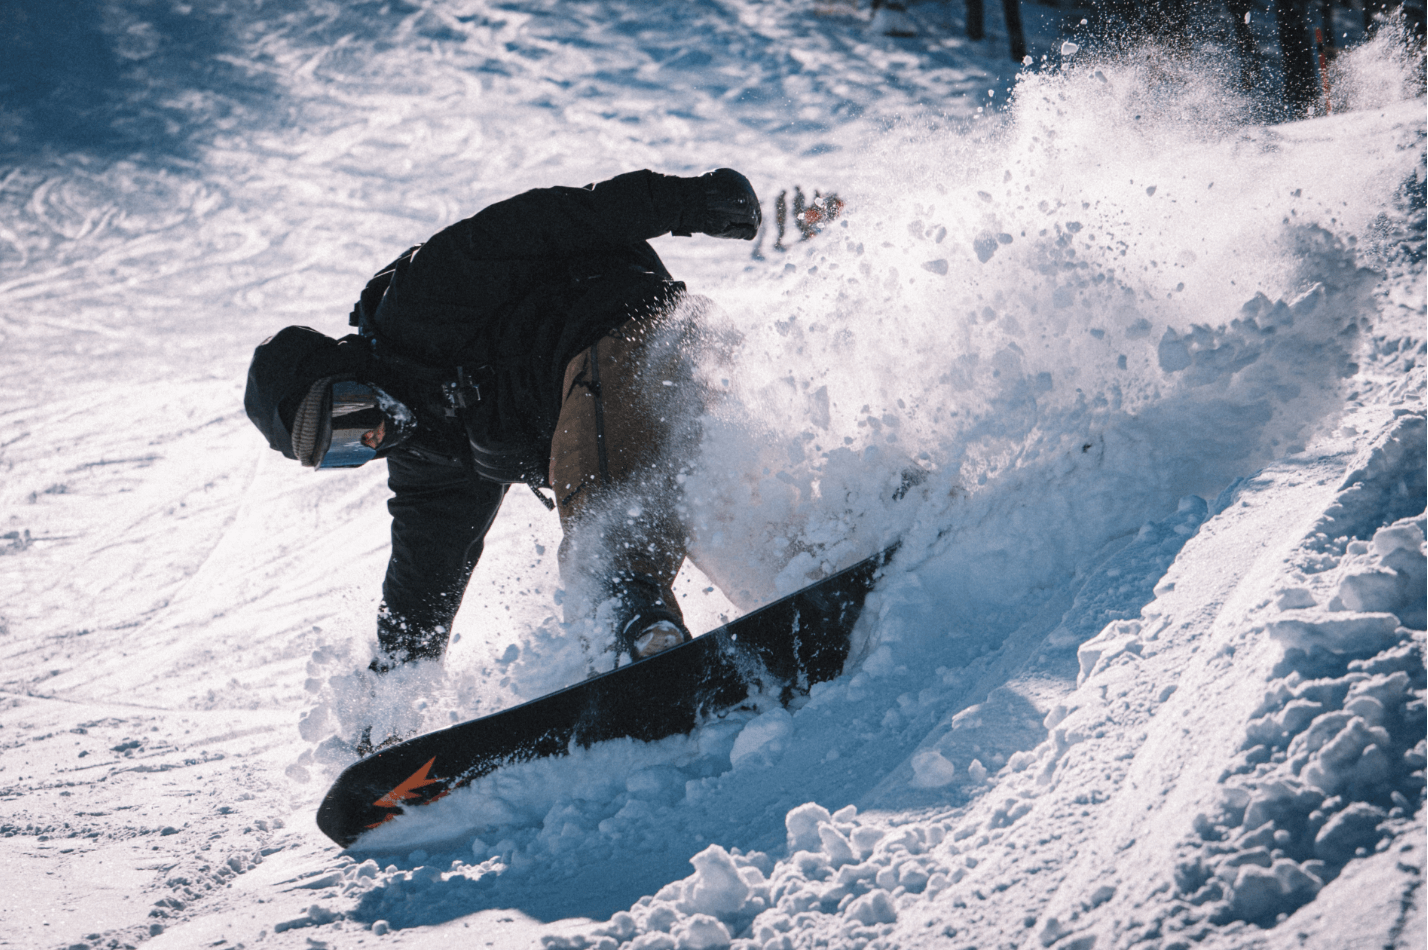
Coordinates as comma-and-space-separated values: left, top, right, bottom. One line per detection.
370, 169, 697, 484
363, 170, 706, 659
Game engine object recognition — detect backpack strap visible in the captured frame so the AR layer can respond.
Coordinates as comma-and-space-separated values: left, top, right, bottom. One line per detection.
348, 244, 422, 333
345, 243, 559, 506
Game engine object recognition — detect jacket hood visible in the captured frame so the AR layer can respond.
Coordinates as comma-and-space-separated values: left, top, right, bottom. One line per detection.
244, 326, 373, 460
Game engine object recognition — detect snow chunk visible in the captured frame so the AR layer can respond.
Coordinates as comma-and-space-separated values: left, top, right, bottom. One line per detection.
1229, 861, 1306, 924
729, 707, 793, 769
1313, 802, 1389, 863
851, 824, 885, 857
818, 824, 856, 867
1373, 523, 1424, 556
910, 749, 957, 787
643, 903, 680, 934
682, 846, 750, 919
863, 644, 896, 677
1266, 611, 1402, 654
673, 914, 730, 950
1338, 570, 1405, 613
1076, 622, 1143, 684
274, 903, 338, 932
844, 889, 898, 925
1008, 749, 1038, 772
786, 802, 833, 853
630, 936, 677, 950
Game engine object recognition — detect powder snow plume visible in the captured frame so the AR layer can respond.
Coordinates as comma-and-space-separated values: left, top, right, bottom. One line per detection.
680, 46, 1402, 619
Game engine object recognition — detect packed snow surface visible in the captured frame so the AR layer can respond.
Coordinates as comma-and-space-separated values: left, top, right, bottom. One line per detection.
0, 2, 1423, 949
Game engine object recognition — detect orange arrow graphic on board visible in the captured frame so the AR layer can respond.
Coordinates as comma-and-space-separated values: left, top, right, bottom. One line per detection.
373, 757, 442, 809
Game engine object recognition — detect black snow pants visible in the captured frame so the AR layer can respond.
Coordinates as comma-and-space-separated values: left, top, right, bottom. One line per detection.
377, 451, 507, 663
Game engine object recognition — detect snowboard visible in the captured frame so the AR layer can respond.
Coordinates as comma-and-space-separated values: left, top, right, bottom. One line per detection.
316, 544, 898, 848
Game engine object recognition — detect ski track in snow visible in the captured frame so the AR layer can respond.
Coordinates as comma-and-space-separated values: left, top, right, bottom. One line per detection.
0, 1, 1423, 948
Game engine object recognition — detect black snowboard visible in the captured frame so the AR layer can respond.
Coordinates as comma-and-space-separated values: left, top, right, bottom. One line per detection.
317, 545, 898, 848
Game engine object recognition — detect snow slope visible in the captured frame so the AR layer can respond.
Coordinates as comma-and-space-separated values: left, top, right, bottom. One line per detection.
0, 2, 1423, 949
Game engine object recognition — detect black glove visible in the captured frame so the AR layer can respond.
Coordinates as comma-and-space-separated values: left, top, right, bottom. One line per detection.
678, 168, 761, 240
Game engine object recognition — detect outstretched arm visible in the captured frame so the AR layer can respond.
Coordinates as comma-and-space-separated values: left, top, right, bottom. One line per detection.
438, 168, 761, 261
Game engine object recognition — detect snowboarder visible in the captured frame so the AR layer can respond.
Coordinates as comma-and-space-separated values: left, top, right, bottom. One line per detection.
244, 169, 761, 689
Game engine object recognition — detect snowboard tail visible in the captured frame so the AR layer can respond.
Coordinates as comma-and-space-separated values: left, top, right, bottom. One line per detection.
317, 545, 897, 848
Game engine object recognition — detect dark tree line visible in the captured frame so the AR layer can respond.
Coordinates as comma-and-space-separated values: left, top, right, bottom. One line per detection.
869, 0, 1424, 117
1090, 0, 1424, 115
871, 0, 1028, 58
966, 0, 1030, 59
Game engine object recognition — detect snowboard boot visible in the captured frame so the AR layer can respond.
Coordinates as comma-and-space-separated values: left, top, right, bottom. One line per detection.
340, 652, 434, 757
601, 570, 691, 662
353, 725, 411, 758
629, 618, 691, 659
620, 608, 692, 661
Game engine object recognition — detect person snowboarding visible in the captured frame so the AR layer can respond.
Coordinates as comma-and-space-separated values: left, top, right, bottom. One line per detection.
243, 169, 761, 732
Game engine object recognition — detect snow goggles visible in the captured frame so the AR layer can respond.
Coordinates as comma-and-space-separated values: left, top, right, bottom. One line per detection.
316, 380, 414, 469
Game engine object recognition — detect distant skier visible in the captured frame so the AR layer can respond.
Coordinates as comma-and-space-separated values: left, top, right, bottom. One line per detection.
243, 169, 760, 705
